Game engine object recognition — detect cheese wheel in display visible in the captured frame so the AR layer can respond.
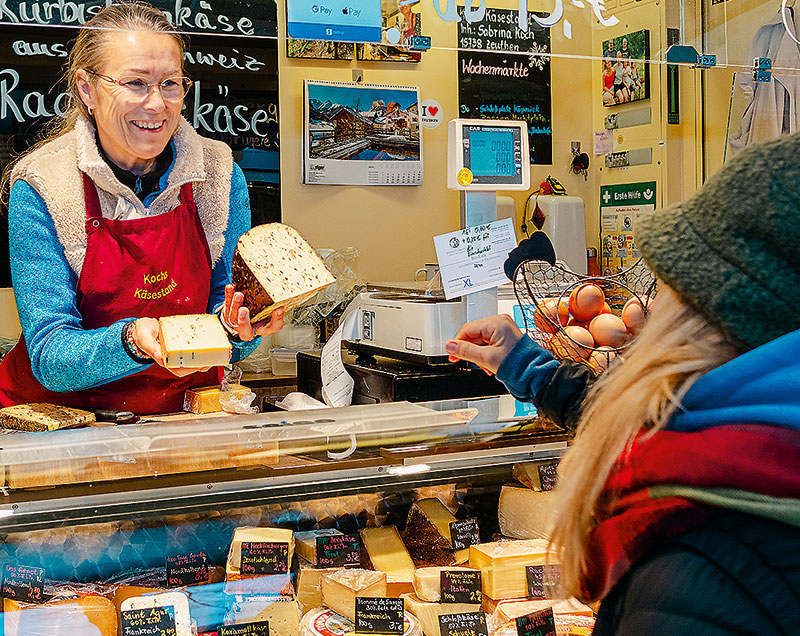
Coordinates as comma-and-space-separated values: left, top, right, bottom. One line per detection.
158, 314, 232, 368
4, 594, 117, 636
0, 403, 95, 431
469, 539, 554, 600
223, 594, 301, 636
497, 485, 559, 540
320, 568, 387, 621
300, 607, 422, 636
403, 499, 469, 566
402, 593, 482, 636
232, 223, 336, 322
412, 567, 477, 603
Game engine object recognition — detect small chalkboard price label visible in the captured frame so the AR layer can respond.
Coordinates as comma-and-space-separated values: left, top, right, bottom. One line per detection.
537, 463, 558, 491
526, 565, 561, 600
355, 596, 405, 634
1, 564, 45, 604
316, 533, 361, 567
120, 606, 177, 636
440, 570, 482, 604
449, 518, 480, 551
219, 621, 270, 635
166, 552, 208, 587
515, 607, 556, 636
240, 542, 289, 575
438, 612, 489, 636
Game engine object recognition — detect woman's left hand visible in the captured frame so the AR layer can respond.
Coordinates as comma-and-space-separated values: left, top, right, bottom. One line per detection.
221, 284, 285, 341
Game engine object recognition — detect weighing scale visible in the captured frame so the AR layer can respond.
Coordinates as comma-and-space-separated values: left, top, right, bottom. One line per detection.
345, 119, 531, 365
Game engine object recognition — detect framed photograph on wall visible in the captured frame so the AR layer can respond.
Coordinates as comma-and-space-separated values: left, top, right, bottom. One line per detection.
357, 0, 423, 63
287, 39, 355, 60
602, 29, 650, 106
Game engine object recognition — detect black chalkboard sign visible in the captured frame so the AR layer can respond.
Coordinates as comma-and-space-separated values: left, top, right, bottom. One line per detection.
440, 569, 482, 604
438, 612, 489, 636
120, 606, 177, 636
537, 463, 558, 491
458, 8, 552, 166
240, 541, 289, 575
0, 2, 280, 286
219, 621, 270, 635
515, 607, 556, 636
1, 564, 45, 604
526, 564, 560, 600
166, 551, 208, 587
355, 597, 405, 635
316, 533, 361, 567
450, 517, 480, 551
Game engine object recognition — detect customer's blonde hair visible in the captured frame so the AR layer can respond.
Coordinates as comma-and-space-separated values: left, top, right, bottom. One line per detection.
550, 286, 740, 600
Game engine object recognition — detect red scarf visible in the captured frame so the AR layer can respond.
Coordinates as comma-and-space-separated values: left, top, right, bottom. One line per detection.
580, 424, 800, 601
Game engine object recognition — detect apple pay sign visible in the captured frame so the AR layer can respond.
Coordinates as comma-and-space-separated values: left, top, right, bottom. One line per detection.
420, 98, 444, 129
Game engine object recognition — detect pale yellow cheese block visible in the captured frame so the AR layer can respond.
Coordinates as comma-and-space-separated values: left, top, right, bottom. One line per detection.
403, 498, 469, 565
498, 484, 560, 540
402, 593, 482, 636
412, 566, 478, 603
224, 594, 302, 636
183, 384, 249, 414
321, 568, 387, 621
360, 526, 416, 594
295, 529, 343, 565
158, 313, 231, 368
489, 597, 594, 633
4, 595, 117, 636
297, 558, 339, 614
469, 539, 555, 600
226, 526, 295, 595
120, 591, 192, 636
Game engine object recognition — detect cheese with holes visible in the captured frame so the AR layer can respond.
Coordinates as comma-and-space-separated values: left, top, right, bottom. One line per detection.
184, 384, 249, 414
0, 403, 95, 432
401, 593, 482, 636
120, 591, 192, 636
158, 314, 231, 368
295, 529, 344, 565
224, 595, 301, 636
403, 499, 469, 565
300, 607, 422, 636
488, 598, 594, 633
226, 527, 295, 595
469, 539, 554, 600
232, 223, 336, 322
498, 485, 560, 540
412, 566, 477, 603
320, 569, 387, 621
4, 594, 117, 636
360, 526, 416, 595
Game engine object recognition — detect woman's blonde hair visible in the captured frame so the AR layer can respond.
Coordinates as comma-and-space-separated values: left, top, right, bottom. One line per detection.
550, 286, 740, 600
1, 2, 184, 199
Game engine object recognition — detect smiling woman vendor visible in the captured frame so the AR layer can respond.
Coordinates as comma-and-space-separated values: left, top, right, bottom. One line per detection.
0, 2, 284, 414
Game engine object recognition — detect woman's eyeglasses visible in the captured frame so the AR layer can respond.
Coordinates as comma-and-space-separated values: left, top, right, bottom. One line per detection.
87, 70, 192, 101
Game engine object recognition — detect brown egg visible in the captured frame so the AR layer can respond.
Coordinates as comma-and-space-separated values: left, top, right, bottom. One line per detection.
600, 302, 612, 315
589, 346, 617, 372
549, 326, 595, 360
621, 297, 646, 335
569, 284, 606, 322
534, 298, 569, 334
589, 314, 629, 348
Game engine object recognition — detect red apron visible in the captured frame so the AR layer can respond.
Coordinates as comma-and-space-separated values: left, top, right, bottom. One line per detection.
0, 174, 222, 414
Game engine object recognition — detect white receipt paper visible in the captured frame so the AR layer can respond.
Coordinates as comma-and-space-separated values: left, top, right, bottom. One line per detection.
433, 218, 518, 300
321, 303, 361, 407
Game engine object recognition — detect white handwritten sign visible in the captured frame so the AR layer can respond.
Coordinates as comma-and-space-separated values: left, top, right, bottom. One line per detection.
433, 218, 517, 300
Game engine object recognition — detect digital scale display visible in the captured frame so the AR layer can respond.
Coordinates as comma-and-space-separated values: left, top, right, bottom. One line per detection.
462, 125, 523, 185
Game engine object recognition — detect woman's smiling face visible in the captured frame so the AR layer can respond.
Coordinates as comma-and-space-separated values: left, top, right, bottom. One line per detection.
78, 30, 183, 173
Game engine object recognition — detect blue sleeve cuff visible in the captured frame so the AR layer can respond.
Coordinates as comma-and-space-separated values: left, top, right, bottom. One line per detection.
496, 335, 561, 402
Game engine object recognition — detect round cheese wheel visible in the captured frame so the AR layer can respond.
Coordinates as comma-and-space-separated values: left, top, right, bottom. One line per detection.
300, 607, 421, 636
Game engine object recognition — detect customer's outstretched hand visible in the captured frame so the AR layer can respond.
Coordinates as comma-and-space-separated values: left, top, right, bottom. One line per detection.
446, 314, 524, 375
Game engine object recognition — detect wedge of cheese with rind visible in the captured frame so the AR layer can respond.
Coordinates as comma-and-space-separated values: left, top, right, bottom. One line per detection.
498, 484, 560, 540
403, 498, 469, 565
401, 593, 482, 636
158, 314, 231, 368
223, 594, 301, 636
320, 568, 387, 622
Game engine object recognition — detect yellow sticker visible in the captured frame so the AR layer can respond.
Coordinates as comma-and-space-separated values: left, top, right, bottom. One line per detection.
457, 168, 473, 186
617, 134, 624, 145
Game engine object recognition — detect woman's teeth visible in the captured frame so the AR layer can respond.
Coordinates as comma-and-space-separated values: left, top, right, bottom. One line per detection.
132, 120, 163, 130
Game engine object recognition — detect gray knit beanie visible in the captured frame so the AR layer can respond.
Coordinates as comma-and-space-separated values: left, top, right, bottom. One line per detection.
634, 132, 800, 351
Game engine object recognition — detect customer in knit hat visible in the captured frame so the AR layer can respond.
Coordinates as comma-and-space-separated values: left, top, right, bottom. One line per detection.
445, 134, 800, 634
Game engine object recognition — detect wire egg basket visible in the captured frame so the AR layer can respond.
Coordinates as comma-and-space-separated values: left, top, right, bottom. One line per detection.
512, 258, 658, 374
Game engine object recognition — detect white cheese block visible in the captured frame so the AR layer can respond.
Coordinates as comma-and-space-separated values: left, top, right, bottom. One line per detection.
232, 223, 336, 322
228, 527, 295, 570
412, 567, 477, 603
300, 607, 421, 636
223, 594, 301, 636
321, 568, 387, 621
226, 527, 295, 595
360, 526, 416, 593
298, 558, 339, 614
488, 598, 594, 633
403, 498, 469, 565
468, 539, 555, 600
498, 485, 560, 540
158, 314, 231, 368
295, 529, 344, 565
120, 591, 192, 636
401, 593, 482, 636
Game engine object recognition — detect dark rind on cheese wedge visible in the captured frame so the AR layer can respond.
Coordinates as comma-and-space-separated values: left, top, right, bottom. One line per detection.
0, 403, 95, 432
233, 249, 276, 319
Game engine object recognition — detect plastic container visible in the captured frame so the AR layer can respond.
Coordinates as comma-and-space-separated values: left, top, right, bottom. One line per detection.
270, 348, 300, 377
273, 324, 317, 350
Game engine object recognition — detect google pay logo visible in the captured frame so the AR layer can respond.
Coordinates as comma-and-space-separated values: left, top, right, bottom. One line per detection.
311, 4, 332, 15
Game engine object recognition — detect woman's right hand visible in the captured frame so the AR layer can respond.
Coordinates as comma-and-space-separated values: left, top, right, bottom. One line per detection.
445, 314, 524, 375
131, 318, 211, 377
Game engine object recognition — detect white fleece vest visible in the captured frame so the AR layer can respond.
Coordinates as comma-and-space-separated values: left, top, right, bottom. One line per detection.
11, 116, 233, 275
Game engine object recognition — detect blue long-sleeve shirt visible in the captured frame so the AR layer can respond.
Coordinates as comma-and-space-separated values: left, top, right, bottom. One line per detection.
9, 163, 258, 393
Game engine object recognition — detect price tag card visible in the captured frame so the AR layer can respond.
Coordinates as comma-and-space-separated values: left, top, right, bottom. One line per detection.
525, 565, 561, 600
449, 518, 480, 551
440, 570, 482, 604
1, 564, 45, 604
121, 606, 177, 636
537, 463, 558, 492
355, 596, 405, 634
219, 621, 270, 635
166, 552, 209, 588
316, 533, 361, 567
438, 612, 489, 636
515, 608, 556, 636
240, 542, 289, 575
